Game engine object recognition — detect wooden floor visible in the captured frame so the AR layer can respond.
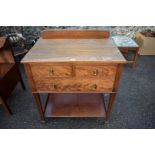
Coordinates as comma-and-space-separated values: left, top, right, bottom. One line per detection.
44, 93, 106, 117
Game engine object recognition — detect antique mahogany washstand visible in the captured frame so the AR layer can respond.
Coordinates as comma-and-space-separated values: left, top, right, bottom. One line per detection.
22, 30, 127, 123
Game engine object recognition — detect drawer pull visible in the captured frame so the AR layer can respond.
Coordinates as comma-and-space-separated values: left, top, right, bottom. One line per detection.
49, 69, 54, 75
52, 84, 57, 89
92, 84, 97, 89
92, 70, 98, 76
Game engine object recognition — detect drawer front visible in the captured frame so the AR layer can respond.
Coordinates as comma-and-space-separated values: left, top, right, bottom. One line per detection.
34, 78, 115, 92
31, 64, 73, 78
76, 65, 117, 78
76, 66, 102, 78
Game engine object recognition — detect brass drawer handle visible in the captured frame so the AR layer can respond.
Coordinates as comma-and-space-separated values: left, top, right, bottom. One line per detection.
52, 84, 57, 89
92, 69, 98, 76
49, 69, 54, 75
92, 84, 97, 89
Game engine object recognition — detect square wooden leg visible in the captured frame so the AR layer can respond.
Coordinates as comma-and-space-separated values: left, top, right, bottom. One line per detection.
32, 93, 45, 122
132, 50, 139, 68
105, 93, 117, 123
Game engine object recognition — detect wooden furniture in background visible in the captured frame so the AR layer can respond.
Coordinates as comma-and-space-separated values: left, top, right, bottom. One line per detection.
0, 37, 25, 115
2, 26, 28, 62
0, 96, 12, 115
112, 36, 139, 67
135, 32, 155, 55
22, 30, 126, 123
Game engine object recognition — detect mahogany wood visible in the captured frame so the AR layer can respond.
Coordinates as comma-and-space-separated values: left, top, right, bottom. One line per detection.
22, 30, 126, 124
44, 93, 106, 117
31, 64, 73, 78
106, 64, 124, 121
0, 37, 25, 115
75, 64, 117, 78
0, 64, 14, 78
0, 65, 20, 99
119, 47, 139, 67
32, 93, 45, 122
34, 78, 115, 92
41, 30, 110, 39
22, 39, 126, 63
24, 64, 36, 91
0, 96, 12, 115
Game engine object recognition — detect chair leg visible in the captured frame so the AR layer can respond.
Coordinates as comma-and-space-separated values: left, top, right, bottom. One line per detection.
0, 97, 12, 115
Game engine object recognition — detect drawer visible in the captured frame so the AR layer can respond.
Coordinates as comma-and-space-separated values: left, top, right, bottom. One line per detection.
75, 65, 117, 78
35, 78, 115, 92
31, 64, 73, 78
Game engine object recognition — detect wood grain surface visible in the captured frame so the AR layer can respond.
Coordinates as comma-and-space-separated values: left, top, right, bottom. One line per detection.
41, 30, 110, 39
75, 64, 116, 78
0, 64, 14, 79
31, 64, 73, 78
22, 39, 126, 63
34, 78, 115, 92
22, 30, 126, 121
44, 93, 106, 117
0, 50, 15, 63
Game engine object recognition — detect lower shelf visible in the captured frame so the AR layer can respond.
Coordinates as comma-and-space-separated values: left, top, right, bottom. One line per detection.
44, 93, 106, 117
